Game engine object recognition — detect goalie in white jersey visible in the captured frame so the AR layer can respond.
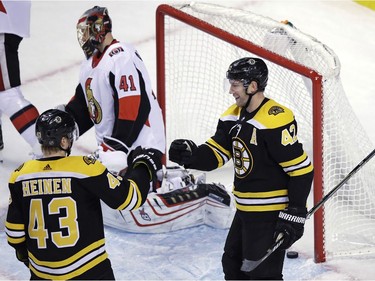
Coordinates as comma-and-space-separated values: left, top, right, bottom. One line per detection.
62, 6, 165, 173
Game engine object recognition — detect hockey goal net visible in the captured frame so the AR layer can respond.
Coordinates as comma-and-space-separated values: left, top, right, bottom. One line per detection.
156, 2, 375, 262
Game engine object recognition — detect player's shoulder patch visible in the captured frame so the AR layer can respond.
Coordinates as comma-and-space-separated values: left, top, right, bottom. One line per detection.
14, 163, 25, 172
83, 155, 97, 165
9, 162, 27, 184
268, 105, 285, 116
254, 99, 294, 129
220, 104, 240, 122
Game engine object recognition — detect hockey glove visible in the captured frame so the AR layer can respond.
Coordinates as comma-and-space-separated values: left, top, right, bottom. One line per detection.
274, 206, 307, 250
15, 247, 29, 268
128, 146, 162, 182
168, 139, 197, 167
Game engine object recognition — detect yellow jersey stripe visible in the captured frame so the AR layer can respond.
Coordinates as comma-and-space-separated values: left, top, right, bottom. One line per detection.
233, 189, 288, 198
236, 203, 288, 212
29, 239, 105, 267
206, 138, 231, 158
5, 221, 25, 230
117, 179, 135, 210
133, 180, 143, 209
30, 252, 108, 280
279, 152, 307, 168
7, 236, 26, 244
287, 164, 314, 177
208, 146, 224, 167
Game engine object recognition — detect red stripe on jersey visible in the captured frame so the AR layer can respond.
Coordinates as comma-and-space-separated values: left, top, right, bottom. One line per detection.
119, 95, 140, 121
118, 95, 150, 126
11, 105, 39, 133
0, 1, 7, 13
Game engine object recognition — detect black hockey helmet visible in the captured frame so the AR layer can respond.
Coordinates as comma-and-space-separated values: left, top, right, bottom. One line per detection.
226, 57, 268, 91
35, 109, 78, 148
77, 6, 112, 59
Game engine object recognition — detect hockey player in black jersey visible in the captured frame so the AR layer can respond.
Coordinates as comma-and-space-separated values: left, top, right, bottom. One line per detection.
169, 57, 314, 280
5, 109, 161, 280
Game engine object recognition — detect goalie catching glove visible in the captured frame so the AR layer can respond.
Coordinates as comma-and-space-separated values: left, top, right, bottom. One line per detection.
95, 146, 128, 175
274, 206, 307, 250
91, 136, 134, 175
128, 146, 162, 182
169, 139, 197, 168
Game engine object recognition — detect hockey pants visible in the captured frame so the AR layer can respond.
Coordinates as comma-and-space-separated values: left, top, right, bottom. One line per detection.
222, 210, 285, 280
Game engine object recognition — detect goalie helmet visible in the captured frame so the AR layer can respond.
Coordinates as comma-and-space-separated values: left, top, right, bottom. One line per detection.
35, 109, 78, 148
226, 57, 268, 91
77, 6, 112, 59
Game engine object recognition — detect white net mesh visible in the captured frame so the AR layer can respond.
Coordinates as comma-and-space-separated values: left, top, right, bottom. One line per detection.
158, 2, 375, 258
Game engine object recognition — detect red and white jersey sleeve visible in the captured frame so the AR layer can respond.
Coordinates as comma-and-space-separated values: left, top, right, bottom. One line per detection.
0, 0, 31, 37
78, 41, 165, 153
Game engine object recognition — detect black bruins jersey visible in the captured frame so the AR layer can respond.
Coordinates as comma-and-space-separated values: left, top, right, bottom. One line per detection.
190, 98, 313, 219
6, 155, 150, 280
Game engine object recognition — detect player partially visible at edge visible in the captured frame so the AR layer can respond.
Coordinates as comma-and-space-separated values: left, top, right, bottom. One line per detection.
59, 6, 165, 174
5, 109, 162, 280
0, 0, 41, 157
168, 57, 314, 280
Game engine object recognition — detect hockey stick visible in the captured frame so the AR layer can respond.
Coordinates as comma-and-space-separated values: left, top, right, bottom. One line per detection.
241, 233, 285, 272
306, 148, 375, 219
0, 122, 3, 163
241, 148, 375, 272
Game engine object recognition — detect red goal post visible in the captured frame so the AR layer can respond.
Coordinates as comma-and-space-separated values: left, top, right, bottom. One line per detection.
156, 2, 375, 263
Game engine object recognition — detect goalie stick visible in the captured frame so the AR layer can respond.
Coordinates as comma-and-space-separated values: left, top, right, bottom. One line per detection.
241, 148, 375, 272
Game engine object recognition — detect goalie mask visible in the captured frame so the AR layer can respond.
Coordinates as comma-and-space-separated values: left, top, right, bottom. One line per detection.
77, 6, 112, 59
226, 57, 268, 91
35, 109, 79, 155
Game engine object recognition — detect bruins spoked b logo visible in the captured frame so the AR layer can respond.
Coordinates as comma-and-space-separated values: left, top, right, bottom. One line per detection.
232, 138, 253, 178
